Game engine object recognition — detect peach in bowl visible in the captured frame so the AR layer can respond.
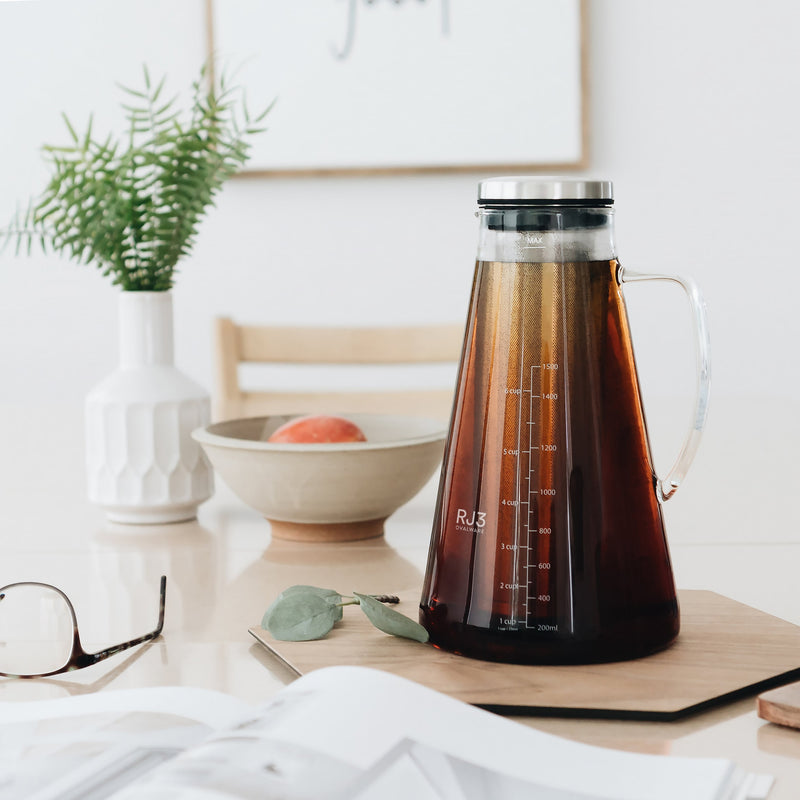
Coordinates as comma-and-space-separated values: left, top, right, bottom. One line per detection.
192, 413, 447, 542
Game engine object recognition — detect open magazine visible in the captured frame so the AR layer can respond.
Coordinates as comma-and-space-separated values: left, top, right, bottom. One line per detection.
0, 666, 773, 800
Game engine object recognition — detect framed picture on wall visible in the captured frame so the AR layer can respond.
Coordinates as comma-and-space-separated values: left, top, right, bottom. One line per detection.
207, 0, 586, 176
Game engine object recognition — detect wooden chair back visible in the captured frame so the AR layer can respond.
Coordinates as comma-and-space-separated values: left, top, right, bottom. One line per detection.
213, 318, 465, 422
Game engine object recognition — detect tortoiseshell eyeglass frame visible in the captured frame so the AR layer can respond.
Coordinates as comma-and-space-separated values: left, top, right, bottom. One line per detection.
0, 575, 166, 679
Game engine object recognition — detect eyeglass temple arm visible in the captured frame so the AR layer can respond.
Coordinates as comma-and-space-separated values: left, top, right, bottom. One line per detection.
74, 576, 166, 670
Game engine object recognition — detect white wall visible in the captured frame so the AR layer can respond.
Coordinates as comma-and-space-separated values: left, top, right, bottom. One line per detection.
2, 1, 799, 411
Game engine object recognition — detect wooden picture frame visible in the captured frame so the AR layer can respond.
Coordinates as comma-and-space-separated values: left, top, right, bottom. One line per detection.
206, 0, 588, 177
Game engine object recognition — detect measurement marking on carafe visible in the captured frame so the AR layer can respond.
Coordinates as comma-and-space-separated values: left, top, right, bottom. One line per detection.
522, 354, 562, 631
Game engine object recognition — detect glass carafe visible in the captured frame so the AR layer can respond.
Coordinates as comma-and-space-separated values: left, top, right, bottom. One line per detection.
420, 177, 710, 664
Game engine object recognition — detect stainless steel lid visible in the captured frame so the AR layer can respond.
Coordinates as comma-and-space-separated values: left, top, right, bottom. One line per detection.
478, 177, 613, 204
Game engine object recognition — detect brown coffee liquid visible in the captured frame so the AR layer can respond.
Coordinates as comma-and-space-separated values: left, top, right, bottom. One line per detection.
420, 259, 679, 664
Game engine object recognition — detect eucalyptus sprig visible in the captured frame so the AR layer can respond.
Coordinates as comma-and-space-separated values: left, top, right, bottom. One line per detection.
4, 64, 271, 291
262, 584, 429, 644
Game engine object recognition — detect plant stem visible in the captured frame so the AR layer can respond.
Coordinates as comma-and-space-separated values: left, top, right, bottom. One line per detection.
369, 594, 400, 604
339, 594, 400, 607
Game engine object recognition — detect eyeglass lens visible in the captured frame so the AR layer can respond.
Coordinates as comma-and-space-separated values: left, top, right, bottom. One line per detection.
0, 584, 75, 675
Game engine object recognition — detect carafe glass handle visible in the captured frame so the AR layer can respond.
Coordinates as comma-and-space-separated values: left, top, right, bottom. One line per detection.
619, 268, 711, 502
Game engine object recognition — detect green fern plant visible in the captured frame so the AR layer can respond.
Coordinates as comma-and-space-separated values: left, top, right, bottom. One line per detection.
5, 65, 269, 291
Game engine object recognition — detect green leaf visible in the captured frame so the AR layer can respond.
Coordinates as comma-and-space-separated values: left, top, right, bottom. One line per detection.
353, 593, 429, 643
83, 114, 94, 150
264, 593, 339, 642
61, 113, 79, 144
277, 585, 344, 621
262, 585, 343, 631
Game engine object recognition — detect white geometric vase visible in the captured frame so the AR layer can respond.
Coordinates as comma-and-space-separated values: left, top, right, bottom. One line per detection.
85, 291, 214, 524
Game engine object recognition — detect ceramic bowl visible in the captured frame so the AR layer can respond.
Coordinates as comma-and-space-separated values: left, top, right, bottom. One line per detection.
192, 414, 447, 542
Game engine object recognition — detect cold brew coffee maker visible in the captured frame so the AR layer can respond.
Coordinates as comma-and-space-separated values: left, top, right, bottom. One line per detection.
420, 178, 710, 664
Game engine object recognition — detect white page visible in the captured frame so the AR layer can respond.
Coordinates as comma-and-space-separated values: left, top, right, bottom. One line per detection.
346, 739, 591, 800
0, 688, 250, 800
0, 671, 772, 800
0, 687, 248, 729
246, 665, 751, 800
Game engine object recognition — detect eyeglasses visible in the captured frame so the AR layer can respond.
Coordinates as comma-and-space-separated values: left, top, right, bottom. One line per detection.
0, 576, 166, 678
